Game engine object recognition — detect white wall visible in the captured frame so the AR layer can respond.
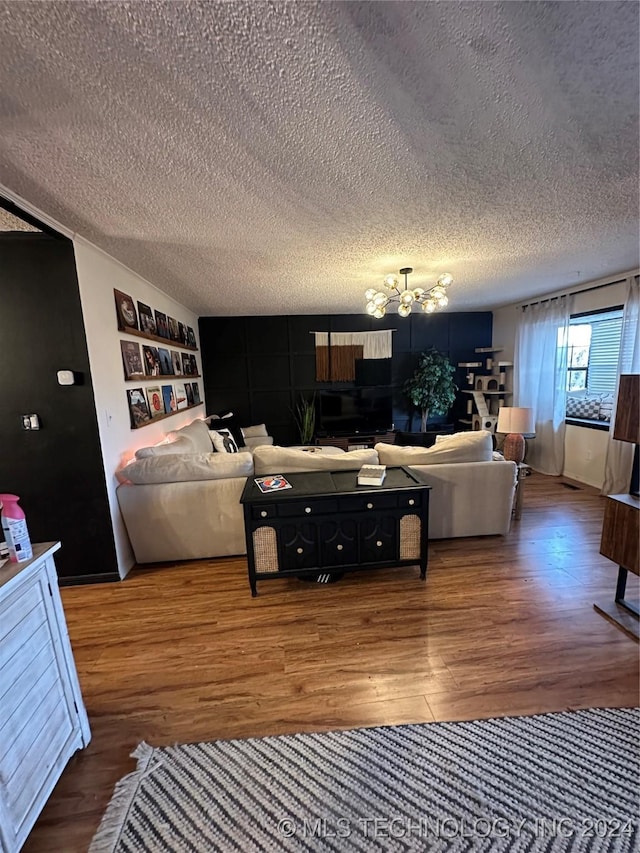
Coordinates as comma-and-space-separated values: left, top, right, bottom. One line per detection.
492, 276, 632, 489
73, 239, 205, 577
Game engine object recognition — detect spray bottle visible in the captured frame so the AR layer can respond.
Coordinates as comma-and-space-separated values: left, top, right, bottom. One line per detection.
0, 494, 33, 563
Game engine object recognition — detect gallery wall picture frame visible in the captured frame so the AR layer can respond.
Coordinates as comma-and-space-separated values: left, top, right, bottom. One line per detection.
114, 289, 139, 331
158, 347, 174, 375
171, 351, 183, 374
138, 302, 157, 336
127, 388, 151, 428
142, 345, 161, 376
154, 310, 169, 339
120, 340, 145, 380
192, 382, 201, 405
181, 352, 193, 375
162, 385, 177, 414
185, 382, 194, 406
146, 386, 164, 418
174, 382, 188, 410
187, 326, 197, 348
167, 317, 180, 342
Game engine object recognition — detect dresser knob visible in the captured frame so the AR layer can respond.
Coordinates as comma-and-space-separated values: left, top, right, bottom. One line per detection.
409, 499, 415, 506
297, 547, 304, 554
260, 510, 268, 518
337, 544, 343, 551
305, 506, 311, 514
376, 540, 383, 547
367, 502, 373, 509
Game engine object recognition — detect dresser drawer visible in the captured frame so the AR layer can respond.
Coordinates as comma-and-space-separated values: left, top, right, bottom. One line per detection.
278, 499, 339, 518
339, 493, 398, 513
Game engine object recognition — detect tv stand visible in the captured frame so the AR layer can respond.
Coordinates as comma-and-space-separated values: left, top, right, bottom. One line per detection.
315, 431, 396, 452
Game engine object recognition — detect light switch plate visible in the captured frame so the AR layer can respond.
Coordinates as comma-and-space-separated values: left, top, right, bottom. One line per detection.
57, 369, 75, 385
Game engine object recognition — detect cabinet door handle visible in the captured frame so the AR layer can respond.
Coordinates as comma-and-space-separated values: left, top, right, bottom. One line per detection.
337, 544, 343, 551
367, 502, 374, 509
408, 499, 415, 506
260, 510, 268, 518
305, 507, 312, 514
376, 540, 383, 547
297, 547, 304, 554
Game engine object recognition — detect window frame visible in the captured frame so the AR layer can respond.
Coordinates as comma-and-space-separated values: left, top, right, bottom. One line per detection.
563, 305, 624, 431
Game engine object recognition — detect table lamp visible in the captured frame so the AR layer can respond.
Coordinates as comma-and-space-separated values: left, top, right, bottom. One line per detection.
496, 407, 535, 463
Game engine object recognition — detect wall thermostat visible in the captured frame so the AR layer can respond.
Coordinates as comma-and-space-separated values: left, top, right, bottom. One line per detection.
57, 370, 75, 386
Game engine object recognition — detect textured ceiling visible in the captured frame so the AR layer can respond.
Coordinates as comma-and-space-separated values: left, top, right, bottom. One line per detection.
0, 1, 638, 316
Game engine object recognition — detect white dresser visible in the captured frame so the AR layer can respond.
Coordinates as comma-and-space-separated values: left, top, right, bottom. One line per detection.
0, 542, 91, 853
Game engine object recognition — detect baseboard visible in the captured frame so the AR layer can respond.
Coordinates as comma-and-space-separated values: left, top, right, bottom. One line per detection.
59, 572, 121, 587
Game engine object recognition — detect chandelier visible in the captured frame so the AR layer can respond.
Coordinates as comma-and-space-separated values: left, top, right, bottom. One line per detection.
364, 267, 453, 319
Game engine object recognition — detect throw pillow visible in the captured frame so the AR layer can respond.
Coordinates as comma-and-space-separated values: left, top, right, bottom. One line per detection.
241, 423, 268, 439
208, 412, 245, 447
210, 428, 240, 453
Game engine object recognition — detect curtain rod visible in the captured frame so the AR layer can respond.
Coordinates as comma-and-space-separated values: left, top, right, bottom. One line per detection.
309, 329, 397, 333
520, 273, 637, 310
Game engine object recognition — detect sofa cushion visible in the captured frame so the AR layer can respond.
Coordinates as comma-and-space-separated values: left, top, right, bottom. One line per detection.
166, 418, 213, 454
243, 435, 274, 451
135, 435, 194, 459
210, 428, 240, 453
241, 423, 268, 438
376, 430, 493, 465
253, 445, 378, 475
119, 451, 254, 484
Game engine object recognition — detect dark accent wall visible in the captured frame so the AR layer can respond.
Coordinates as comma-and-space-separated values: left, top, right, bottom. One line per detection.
0, 233, 118, 582
199, 312, 492, 445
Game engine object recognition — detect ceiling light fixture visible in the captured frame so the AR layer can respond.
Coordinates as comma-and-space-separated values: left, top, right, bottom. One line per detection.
364, 267, 453, 319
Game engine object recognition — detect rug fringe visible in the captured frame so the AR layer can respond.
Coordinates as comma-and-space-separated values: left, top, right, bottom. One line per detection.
88, 742, 156, 853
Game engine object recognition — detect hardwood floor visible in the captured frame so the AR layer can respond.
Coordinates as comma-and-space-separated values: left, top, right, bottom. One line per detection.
24, 473, 639, 852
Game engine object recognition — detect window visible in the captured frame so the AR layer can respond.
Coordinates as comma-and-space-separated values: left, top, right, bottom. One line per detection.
558, 307, 625, 426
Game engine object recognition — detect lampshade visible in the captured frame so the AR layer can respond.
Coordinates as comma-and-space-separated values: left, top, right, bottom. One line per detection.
496, 407, 535, 435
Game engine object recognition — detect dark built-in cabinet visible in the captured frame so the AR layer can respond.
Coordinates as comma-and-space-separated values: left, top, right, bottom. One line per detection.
199, 312, 492, 445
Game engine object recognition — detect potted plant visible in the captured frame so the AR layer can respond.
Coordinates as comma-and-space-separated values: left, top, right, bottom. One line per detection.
293, 393, 316, 445
404, 348, 457, 432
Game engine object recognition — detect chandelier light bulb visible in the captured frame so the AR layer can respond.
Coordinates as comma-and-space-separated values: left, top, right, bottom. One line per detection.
364, 266, 453, 318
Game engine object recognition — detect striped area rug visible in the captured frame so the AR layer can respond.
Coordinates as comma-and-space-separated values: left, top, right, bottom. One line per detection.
90, 707, 639, 852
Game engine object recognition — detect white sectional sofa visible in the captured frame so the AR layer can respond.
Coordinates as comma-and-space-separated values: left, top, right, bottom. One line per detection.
116, 421, 517, 564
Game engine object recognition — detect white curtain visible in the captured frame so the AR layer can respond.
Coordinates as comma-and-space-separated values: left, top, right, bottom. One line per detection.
514, 296, 571, 475
602, 276, 640, 494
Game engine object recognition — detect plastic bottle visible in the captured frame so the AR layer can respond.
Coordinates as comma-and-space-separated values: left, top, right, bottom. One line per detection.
0, 494, 33, 563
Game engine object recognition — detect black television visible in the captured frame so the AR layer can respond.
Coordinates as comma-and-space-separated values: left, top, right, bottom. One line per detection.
317, 388, 393, 436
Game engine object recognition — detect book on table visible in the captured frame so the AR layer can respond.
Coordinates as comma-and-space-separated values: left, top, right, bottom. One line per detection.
357, 464, 387, 486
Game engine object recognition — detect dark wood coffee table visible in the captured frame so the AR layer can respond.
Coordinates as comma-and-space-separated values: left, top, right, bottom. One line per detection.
240, 467, 430, 596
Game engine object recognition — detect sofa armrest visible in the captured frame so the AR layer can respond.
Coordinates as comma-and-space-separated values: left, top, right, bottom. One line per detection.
409, 460, 517, 539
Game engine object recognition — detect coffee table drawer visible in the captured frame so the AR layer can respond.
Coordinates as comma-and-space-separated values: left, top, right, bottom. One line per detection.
398, 492, 422, 509
278, 499, 339, 518
339, 494, 397, 513
252, 504, 277, 520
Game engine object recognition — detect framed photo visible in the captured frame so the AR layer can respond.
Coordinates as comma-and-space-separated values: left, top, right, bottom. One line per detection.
190, 354, 198, 376
146, 386, 164, 418
178, 322, 189, 347
158, 347, 173, 375
142, 345, 161, 376
174, 382, 188, 410
162, 384, 176, 414
154, 310, 169, 339
120, 340, 145, 380
167, 317, 180, 342
192, 382, 201, 405
114, 289, 139, 331
187, 326, 197, 348
171, 350, 183, 374
137, 302, 157, 335
127, 388, 151, 428
181, 352, 193, 375
185, 382, 194, 406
